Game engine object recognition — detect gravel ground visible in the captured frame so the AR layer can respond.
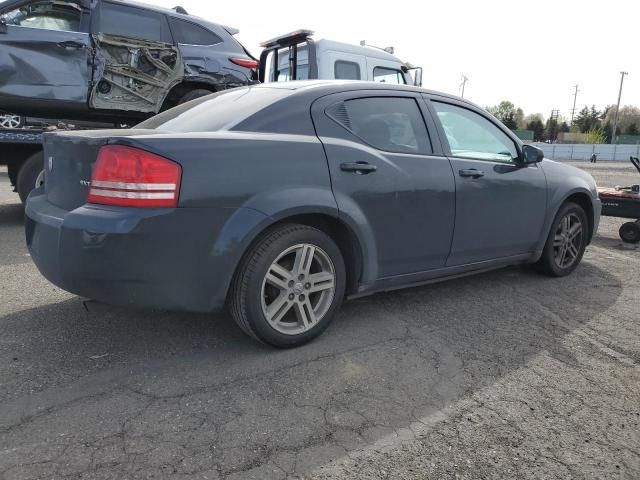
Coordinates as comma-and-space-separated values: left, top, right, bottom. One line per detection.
0, 161, 638, 479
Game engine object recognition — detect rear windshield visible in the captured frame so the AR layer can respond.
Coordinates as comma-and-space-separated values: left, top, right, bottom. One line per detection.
137, 87, 292, 132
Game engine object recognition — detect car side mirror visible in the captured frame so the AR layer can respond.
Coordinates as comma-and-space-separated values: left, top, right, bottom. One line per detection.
521, 144, 544, 164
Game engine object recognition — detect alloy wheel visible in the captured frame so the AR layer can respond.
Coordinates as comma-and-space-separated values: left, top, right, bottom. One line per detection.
0, 114, 23, 129
553, 212, 583, 269
261, 243, 336, 335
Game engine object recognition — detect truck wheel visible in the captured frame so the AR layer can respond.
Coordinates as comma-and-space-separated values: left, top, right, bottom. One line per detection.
178, 89, 213, 105
229, 224, 346, 348
536, 202, 588, 277
17, 151, 44, 204
619, 221, 640, 244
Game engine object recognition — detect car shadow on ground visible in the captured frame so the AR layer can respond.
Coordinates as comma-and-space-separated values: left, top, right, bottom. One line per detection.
0, 201, 24, 227
0, 259, 624, 476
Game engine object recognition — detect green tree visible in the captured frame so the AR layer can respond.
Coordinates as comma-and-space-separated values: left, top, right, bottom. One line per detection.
603, 105, 640, 135
627, 123, 639, 135
487, 101, 523, 130
526, 119, 545, 142
559, 121, 570, 133
572, 105, 602, 133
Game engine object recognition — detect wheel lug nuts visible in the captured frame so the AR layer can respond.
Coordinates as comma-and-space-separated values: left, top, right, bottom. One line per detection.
299, 294, 305, 301
288, 280, 294, 288
298, 274, 305, 281
305, 283, 311, 289
288, 293, 295, 300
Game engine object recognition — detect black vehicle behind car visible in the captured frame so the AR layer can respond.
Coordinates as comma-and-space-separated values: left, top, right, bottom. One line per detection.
0, 0, 258, 122
0, 0, 258, 202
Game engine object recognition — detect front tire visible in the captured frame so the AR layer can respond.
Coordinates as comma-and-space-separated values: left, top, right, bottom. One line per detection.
229, 224, 346, 348
17, 151, 44, 204
537, 202, 588, 277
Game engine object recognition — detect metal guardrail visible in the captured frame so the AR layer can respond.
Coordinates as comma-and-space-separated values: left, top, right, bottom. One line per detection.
534, 143, 640, 161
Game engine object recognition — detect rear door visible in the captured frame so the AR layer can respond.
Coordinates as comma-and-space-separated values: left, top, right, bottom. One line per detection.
426, 96, 547, 266
0, 0, 92, 116
311, 90, 456, 279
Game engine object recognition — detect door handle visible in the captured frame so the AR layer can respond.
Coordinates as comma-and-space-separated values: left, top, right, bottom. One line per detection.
57, 40, 85, 49
459, 168, 485, 179
340, 162, 377, 174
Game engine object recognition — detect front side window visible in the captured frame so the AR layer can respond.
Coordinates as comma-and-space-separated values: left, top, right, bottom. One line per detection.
373, 67, 406, 85
169, 18, 222, 45
98, 2, 170, 42
335, 61, 360, 80
332, 97, 430, 154
1, 1, 81, 32
433, 102, 518, 163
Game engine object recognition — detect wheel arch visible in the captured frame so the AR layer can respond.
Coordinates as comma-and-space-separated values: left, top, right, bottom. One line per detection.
226, 211, 366, 301
160, 81, 217, 111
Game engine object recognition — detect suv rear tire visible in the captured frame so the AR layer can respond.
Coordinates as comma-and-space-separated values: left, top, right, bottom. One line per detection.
178, 89, 213, 105
17, 151, 44, 204
229, 224, 346, 348
537, 202, 588, 277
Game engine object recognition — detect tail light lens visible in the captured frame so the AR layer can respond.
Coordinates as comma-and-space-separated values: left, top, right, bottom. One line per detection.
88, 145, 181, 208
230, 57, 259, 69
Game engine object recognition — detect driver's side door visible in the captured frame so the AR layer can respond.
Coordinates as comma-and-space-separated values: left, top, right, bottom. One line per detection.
0, 0, 93, 117
426, 96, 548, 266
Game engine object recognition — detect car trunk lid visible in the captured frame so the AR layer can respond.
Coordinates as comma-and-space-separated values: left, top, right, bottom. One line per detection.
43, 129, 157, 211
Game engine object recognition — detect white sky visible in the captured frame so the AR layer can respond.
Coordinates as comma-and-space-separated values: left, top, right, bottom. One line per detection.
153, 0, 638, 121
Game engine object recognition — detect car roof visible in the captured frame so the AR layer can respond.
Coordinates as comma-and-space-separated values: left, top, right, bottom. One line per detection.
250, 80, 476, 106
106, 0, 239, 35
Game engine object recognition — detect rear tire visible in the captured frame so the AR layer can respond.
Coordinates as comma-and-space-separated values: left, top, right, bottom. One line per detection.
229, 224, 346, 348
619, 221, 640, 244
17, 151, 44, 204
177, 89, 213, 105
537, 202, 588, 277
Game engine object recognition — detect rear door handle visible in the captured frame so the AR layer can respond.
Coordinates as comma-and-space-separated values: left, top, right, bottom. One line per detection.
459, 168, 484, 179
57, 40, 85, 49
340, 162, 377, 174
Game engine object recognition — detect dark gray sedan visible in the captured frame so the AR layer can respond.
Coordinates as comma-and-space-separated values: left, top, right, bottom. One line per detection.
25, 81, 601, 347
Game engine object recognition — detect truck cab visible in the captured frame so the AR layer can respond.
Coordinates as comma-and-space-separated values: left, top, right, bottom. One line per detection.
258, 30, 422, 87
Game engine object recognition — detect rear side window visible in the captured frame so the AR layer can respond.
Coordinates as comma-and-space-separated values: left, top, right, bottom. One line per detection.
1, 1, 82, 32
373, 67, 406, 85
169, 17, 222, 45
335, 61, 361, 80
137, 87, 292, 132
328, 97, 430, 154
98, 2, 170, 42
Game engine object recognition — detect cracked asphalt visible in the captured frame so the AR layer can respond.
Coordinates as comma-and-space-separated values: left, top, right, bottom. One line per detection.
0, 161, 639, 479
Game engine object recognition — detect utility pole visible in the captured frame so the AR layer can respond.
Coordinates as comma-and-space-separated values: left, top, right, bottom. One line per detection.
611, 71, 628, 144
548, 109, 560, 142
460, 75, 468, 98
570, 84, 579, 125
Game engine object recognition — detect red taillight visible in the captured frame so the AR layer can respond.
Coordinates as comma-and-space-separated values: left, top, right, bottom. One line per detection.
230, 57, 259, 69
87, 145, 181, 208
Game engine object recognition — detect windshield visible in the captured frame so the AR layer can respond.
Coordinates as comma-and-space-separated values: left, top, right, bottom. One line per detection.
1, 1, 82, 32
137, 87, 292, 132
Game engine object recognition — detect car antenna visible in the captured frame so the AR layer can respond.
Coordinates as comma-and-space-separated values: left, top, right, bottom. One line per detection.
173, 6, 188, 14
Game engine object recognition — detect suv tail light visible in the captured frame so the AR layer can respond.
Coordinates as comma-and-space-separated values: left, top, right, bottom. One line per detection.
230, 57, 259, 69
88, 145, 181, 208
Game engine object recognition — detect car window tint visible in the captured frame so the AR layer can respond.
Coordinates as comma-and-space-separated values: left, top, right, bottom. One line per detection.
433, 102, 518, 163
137, 86, 292, 132
169, 17, 222, 45
335, 97, 430, 154
1, 1, 81, 31
335, 61, 360, 80
99, 2, 170, 42
373, 67, 406, 85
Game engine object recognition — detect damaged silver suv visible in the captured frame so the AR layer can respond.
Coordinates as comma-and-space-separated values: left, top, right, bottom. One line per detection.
0, 0, 258, 121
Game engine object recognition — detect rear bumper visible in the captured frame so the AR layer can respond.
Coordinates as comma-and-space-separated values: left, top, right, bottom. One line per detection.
25, 190, 259, 312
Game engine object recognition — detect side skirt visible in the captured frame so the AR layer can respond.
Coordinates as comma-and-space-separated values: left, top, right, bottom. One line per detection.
349, 253, 535, 300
